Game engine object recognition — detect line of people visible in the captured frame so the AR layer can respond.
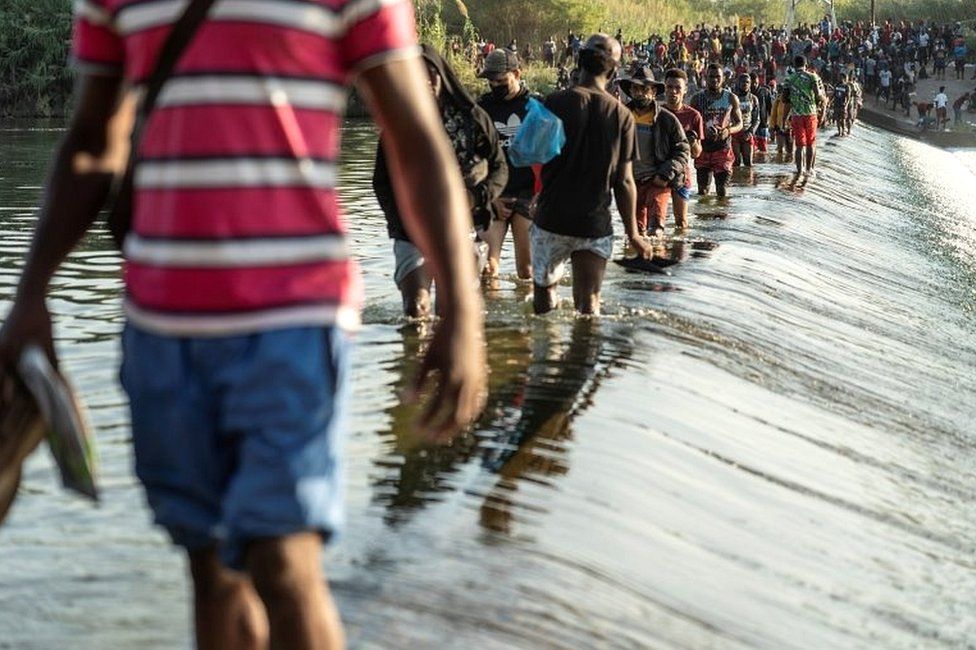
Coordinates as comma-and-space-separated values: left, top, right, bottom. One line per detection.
490, 18, 973, 133
374, 37, 846, 325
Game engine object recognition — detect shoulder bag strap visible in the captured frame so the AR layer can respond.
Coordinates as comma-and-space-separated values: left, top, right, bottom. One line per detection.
139, 0, 220, 121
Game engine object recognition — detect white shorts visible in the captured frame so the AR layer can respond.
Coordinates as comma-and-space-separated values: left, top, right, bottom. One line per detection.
393, 237, 489, 288
530, 224, 614, 287
393, 239, 425, 288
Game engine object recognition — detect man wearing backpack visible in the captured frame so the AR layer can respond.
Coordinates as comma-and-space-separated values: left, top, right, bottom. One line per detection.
531, 34, 653, 315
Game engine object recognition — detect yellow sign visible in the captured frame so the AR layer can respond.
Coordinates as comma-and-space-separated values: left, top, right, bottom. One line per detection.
739, 17, 755, 34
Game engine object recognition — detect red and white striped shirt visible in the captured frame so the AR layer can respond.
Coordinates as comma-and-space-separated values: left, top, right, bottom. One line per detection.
72, 0, 419, 335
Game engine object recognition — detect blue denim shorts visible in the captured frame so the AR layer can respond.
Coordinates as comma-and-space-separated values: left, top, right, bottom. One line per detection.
120, 324, 349, 568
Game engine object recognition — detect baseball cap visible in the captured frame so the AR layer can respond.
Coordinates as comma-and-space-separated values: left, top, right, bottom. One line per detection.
478, 49, 520, 79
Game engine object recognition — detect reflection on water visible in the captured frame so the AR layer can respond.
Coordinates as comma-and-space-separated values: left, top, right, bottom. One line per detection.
1, 120, 976, 648
372, 319, 632, 536
473, 319, 627, 535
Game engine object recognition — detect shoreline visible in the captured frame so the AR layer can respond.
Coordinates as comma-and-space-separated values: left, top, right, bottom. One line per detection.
856, 64, 976, 148
858, 104, 976, 148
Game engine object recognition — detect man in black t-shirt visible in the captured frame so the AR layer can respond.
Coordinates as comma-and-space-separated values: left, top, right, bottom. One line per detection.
531, 34, 653, 315
478, 49, 540, 279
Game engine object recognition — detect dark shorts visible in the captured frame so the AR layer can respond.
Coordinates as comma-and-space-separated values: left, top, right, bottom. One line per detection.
121, 324, 350, 568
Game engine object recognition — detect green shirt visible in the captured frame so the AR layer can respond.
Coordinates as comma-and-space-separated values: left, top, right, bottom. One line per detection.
785, 70, 824, 116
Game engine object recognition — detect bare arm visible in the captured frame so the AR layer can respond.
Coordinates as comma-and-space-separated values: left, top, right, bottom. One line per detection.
747, 94, 760, 134
357, 55, 487, 441
0, 74, 132, 367
727, 93, 744, 136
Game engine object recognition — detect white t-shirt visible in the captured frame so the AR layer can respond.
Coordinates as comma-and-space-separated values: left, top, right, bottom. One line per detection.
935, 92, 949, 108
879, 70, 892, 87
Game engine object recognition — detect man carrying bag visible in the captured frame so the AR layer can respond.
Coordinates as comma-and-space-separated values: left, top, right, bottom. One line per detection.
0, 0, 487, 647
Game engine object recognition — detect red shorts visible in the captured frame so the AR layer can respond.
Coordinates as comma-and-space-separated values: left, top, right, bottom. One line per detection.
635, 181, 671, 232
732, 133, 754, 148
791, 115, 818, 147
695, 148, 735, 174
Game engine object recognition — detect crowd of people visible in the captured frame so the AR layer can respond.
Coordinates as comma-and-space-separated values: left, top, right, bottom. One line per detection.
385, 20, 895, 322
2, 0, 974, 645
468, 18, 976, 132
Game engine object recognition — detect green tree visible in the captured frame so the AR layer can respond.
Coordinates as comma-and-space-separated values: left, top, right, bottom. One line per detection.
0, 0, 73, 116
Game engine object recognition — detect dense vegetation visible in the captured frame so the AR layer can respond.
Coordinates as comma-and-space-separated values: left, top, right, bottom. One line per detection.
0, 0, 972, 116
0, 0, 73, 116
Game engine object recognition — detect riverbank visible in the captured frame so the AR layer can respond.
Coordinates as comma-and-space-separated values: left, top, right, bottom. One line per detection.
858, 63, 976, 147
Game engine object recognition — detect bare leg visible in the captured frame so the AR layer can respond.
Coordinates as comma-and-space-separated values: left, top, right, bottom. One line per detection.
806, 143, 816, 171
533, 283, 558, 314
742, 139, 753, 167
481, 218, 509, 278
247, 533, 344, 650
696, 167, 712, 195
671, 190, 689, 230
510, 214, 533, 280
570, 251, 607, 315
190, 549, 269, 650
714, 171, 730, 198
399, 265, 433, 318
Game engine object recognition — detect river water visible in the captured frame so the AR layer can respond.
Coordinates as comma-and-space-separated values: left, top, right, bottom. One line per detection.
0, 121, 975, 649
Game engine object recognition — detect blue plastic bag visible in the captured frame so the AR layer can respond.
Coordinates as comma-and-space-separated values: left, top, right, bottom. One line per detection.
508, 97, 565, 167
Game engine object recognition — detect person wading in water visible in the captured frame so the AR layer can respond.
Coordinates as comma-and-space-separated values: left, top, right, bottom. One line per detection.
689, 63, 743, 197
530, 34, 653, 315
784, 54, 827, 174
374, 46, 508, 318
0, 2, 489, 647
621, 66, 690, 237
477, 49, 539, 280
662, 68, 704, 230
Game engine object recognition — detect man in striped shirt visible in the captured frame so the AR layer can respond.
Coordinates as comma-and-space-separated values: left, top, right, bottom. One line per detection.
0, 0, 486, 646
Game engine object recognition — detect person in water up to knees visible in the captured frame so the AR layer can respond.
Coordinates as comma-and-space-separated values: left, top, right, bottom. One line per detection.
374, 46, 508, 318
530, 34, 654, 316
476, 48, 540, 280
662, 68, 704, 231
0, 1, 488, 648
689, 63, 743, 198
621, 65, 690, 237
